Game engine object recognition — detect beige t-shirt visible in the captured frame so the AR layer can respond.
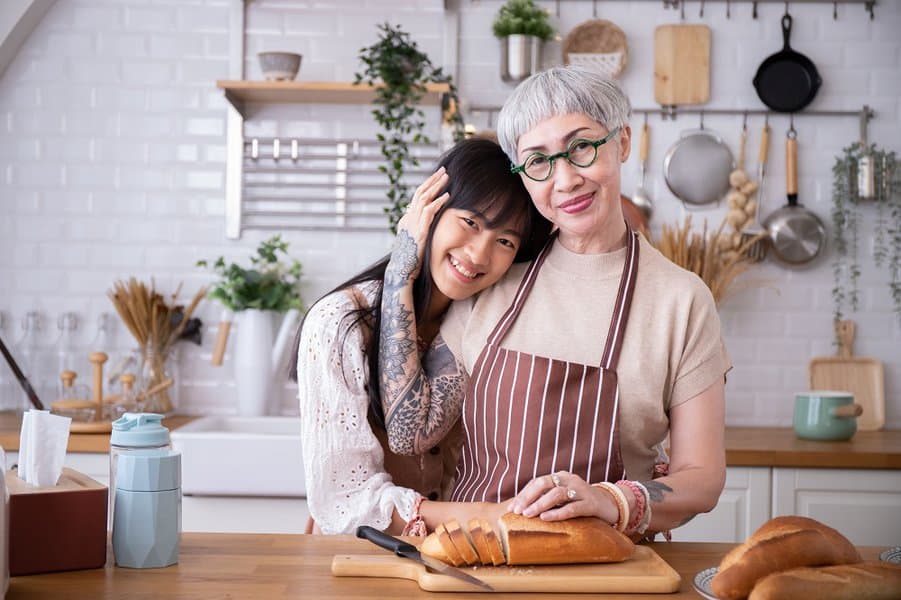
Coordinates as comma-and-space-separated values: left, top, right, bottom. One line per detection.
441, 235, 732, 480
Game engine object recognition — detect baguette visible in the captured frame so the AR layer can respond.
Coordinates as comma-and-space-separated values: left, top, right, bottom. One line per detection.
711, 516, 863, 600
467, 518, 493, 565
748, 561, 901, 600
419, 513, 634, 567
498, 512, 634, 566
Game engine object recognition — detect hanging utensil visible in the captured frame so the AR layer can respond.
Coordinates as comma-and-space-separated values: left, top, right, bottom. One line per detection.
631, 116, 653, 219
762, 125, 826, 265
741, 122, 771, 261
663, 113, 734, 207
753, 13, 822, 113
856, 109, 875, 199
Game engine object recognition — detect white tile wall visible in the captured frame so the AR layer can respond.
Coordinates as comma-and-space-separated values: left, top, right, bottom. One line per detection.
0, 0, 898, 427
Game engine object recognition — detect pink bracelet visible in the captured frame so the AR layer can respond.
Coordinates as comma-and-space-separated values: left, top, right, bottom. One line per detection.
617, 480, 646, 533
401, 495, 427, 537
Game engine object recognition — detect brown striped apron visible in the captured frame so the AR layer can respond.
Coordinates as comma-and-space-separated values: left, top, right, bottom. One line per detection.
451, 229, 640, 502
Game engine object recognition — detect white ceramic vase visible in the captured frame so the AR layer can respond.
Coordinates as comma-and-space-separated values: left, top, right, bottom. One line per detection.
234, 309, 277, 417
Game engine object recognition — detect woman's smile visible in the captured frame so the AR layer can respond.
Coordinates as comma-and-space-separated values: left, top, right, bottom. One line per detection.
447, 254, 482, 281
559, 192, 595, 214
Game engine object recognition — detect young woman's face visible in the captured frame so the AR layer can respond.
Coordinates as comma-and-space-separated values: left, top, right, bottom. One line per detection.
516, 113, 631, 253
428, 207, 524, 304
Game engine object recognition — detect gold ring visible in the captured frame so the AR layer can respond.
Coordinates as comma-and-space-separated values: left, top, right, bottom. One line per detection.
550, 473, 561, 487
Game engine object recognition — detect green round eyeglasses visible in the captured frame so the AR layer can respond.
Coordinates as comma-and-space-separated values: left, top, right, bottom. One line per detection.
511, 127, 622, 182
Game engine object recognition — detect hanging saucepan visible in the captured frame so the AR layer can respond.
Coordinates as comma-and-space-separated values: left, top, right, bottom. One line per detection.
753, 14, 822, 113
663, 120, 734, 207
762, 126, 826, 265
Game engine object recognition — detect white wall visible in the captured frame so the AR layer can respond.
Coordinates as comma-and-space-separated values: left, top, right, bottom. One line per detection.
1, 0, 898, 427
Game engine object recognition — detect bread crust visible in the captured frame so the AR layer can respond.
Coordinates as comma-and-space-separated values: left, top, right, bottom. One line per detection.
467, 518, 493, 565
748, 561, 901, 600
446, 519, 479, 565
498, 513, 635, 566
481, 519, 507, 566
711, 516, 863, 600
434, 523, 465, 567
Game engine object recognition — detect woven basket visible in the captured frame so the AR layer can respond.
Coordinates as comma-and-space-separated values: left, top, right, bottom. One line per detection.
562, 19, 629, 79
567, 52, 625, 79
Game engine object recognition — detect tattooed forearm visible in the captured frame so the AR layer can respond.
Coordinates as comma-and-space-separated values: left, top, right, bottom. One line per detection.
642, 480, 674, 503
676, 514, 697, 527
385, 338, 466, 455
384, 230, 419, 287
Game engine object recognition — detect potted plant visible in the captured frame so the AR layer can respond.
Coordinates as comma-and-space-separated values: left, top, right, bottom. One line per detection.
492, 0, 555, 83
355, 23, 464, 233
197, 235, 304, 416
831, 143, 900, 334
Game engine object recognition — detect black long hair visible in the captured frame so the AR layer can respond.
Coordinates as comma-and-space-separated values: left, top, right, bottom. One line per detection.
290, 137, 552, 429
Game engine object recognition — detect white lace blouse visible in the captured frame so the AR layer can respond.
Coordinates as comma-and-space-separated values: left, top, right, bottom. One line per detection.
297, 282, 419, 534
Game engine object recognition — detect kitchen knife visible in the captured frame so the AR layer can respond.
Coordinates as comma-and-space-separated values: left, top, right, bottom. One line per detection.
355, 526, 494, 592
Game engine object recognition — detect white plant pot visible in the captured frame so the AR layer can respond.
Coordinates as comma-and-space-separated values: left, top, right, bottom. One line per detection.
500, 34, 542, 84
234, 309, 277, 417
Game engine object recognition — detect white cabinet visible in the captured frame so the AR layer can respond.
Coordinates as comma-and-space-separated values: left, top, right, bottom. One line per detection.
772, 467, 901, 547
673, 467, 771, 543
674, 466, 901, 546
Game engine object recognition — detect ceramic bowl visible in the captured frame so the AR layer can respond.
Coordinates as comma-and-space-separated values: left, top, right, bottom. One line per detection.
258, 51, 302, 81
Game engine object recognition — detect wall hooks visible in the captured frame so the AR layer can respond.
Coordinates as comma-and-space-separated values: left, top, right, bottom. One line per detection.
655, 0, 876, 20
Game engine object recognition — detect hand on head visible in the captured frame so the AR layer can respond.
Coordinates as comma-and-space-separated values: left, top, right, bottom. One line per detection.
393, 166, 450, 279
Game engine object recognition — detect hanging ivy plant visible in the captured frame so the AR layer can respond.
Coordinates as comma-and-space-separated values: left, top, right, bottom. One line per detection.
831, 142, 900, 335
355, 23, 464, 233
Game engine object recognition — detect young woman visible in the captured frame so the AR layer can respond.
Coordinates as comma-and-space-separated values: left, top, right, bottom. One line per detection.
380, 67, 731, 540
292, 138, 551, 535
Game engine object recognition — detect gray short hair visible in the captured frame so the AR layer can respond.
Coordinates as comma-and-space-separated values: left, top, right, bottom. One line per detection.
496, 66, 632, 162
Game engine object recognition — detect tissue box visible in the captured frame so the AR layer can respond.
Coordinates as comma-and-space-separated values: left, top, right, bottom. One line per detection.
7, 467, 107, 576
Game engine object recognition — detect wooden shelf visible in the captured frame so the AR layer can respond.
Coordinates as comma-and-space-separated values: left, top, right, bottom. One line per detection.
216, 80, 450, 115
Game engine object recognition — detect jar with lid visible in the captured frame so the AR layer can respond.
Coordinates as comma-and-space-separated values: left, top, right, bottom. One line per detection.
13, 312, 54, 412
109, 413, 171, 521
54, 312, 80, 398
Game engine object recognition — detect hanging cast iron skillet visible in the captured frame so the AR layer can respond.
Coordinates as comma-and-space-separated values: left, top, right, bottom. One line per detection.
753, 14, 822, 113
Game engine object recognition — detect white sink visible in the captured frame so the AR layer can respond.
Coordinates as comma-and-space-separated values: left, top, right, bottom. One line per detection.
171, 416, 305, 498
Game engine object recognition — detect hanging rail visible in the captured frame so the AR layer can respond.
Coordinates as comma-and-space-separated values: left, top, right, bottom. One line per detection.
548, 0, 877, 20
466, 105, 874, 139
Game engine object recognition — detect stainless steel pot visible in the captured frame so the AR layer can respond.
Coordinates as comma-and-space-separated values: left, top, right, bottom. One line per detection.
663, 126, 734, 207
762, 127, 826, 265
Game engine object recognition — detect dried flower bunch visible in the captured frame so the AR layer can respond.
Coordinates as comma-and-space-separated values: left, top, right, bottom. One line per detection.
107, 278, 206, 413
652, 216, 761, 305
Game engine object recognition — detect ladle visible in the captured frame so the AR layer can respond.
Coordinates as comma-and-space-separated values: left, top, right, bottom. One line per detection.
631, 116, 653, 219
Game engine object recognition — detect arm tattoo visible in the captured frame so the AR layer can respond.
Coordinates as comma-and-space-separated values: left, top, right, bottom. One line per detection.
384, 338, 466, 455
642, 480, 674, 503
378, 228, 466, 455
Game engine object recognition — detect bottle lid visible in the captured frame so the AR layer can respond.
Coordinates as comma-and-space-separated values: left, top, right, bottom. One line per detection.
111, 413, 170, 447
115, 451, 180, 492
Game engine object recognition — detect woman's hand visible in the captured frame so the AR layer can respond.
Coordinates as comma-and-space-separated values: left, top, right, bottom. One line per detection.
392, 166, 450, 281
507, 471, 619, 524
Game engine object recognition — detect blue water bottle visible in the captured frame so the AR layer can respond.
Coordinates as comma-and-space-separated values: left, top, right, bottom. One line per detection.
110, 413, 181, 568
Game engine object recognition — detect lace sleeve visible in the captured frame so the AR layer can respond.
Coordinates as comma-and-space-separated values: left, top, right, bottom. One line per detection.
297, 287, 420, 534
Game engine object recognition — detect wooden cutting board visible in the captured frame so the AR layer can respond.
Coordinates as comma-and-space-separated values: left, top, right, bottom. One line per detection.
654, 24, 711, 106
332, 545, 680, 593
809, 320, 886, 431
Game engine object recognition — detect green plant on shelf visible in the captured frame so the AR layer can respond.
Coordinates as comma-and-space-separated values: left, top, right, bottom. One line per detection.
197, 235, 304, 313
492, 0, 555, 41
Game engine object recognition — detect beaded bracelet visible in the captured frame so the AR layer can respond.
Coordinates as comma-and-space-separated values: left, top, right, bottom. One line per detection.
401, 495, 427, 537
593, 482, 629, 532
634, 481, 652, 535
617, 480, 646, 533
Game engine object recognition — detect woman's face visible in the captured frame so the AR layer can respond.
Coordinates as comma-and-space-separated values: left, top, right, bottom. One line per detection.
428, 207, 523, 305
515, 113, 631, 253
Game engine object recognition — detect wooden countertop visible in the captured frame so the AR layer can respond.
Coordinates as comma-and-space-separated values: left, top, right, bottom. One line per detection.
6, 534, 888, 599
1, 415, 898, 469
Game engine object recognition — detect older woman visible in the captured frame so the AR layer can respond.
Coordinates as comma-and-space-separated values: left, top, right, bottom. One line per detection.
380, 66, 730, 538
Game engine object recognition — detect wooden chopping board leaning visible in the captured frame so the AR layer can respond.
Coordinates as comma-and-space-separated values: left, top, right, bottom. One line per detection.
809, 320, 886, 431
654, 24, 711, 107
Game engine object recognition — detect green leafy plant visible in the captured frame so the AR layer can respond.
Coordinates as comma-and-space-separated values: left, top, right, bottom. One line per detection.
197, 235, 304, 313
492, 0, 555, 41
831, 142, 900, 333
355, 22, 464, 233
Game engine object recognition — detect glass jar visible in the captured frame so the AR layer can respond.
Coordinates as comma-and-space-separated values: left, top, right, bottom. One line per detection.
13, 312, 54, 412
54, 312, 80, 399
109, 413, 171, 521
137, 344, 178, 415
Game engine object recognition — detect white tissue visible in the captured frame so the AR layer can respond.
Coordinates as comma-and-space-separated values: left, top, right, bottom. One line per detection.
17, 410, 71, 487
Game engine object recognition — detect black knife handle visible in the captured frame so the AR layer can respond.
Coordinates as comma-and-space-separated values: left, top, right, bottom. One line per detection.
356, 526, 417, 556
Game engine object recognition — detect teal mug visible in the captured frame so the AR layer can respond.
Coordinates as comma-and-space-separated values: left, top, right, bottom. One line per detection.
793, 391, 863, 441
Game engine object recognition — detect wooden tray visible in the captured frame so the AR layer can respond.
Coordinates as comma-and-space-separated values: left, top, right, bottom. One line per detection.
809, 320, 886, 431
332, 545, 680, 593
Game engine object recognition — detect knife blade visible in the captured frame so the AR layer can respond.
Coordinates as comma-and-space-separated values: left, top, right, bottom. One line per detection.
356, 525, 494, 592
